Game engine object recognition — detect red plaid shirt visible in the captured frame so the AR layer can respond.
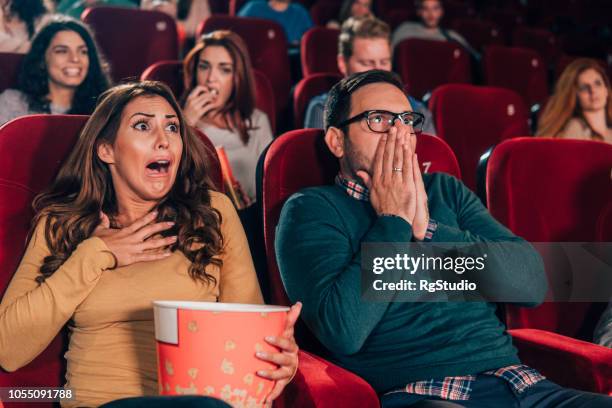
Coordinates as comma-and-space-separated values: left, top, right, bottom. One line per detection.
388, 365, 545, 401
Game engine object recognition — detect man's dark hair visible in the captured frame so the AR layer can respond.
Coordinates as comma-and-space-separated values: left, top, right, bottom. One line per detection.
324, 69, 404, 131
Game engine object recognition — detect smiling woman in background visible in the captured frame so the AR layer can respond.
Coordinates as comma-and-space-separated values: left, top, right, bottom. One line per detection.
0, 15, 111, 125
537, 58, 612, 144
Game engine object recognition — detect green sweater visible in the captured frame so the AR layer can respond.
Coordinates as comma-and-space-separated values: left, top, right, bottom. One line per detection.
275, 173, 547, 393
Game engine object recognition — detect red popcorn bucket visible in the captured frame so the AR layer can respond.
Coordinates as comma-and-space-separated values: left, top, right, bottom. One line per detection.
153, 301, 289, 407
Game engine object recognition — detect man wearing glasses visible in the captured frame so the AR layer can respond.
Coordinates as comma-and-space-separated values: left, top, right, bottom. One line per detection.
276, 70, 612, 407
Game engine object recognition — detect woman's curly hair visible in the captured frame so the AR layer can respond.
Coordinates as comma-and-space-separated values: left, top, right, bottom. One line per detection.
17, 14, 111, 115
32, 81, 223, 285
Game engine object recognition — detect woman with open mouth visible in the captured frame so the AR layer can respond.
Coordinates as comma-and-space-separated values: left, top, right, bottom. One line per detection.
0, 14, 111, 125
181, 30, 273, 208
0, 81, 299, 407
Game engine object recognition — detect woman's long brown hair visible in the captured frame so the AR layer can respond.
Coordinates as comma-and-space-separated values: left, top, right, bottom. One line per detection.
32, 81, 223, 285
182, 30, 257, 145
537, 58, 612, 140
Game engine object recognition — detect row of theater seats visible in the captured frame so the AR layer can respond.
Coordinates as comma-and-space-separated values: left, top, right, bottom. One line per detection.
0, 115, 611, 407
212, 0, 611, 35
0, 41, 597, 216
4, 7, 610, 126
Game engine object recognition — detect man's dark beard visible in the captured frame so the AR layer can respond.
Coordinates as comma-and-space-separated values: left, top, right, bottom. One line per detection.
342, 135, 371, 184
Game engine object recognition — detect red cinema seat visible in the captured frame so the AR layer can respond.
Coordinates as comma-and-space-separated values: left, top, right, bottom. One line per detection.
301, 27, 341, 77
394, 39, 471, 100
197, 16, 291, 121
309, 1, 342, 26
262, 129, 460, 305
451, 18, 504, 52
512, 27, 561, 66
141, 61, 276, 134
208, 0, 230, 14
376, 0, 419, 27
82, 7, 178, 82
293, 73, 342, 128
141, 60, 184, 98
0, 115, 88, 408
429, 84, 529, 191
486, 138, 612, 394
251, 70, 276, 135
483, 45, 549, 109
442, 0, 477, 22
261, 129, 460, 406
0, 53, 23, 93
485, 9, 525, 44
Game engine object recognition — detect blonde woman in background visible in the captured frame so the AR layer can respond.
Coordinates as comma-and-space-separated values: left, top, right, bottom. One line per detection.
537, 58, 612, 144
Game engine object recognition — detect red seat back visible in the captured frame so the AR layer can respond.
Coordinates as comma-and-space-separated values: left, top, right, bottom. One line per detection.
485, 9, 525, 44
512, 27, 561, 66
486, 138, 612, 339
82, 7, 179, 82
443, 0, 477, 22
309, 2, 342, 26
0, 115, 222, 403
394, 38, 471, 100
293, 73, 342, 128
301, 27, 340, 77
0, 115, 87, 405
141, 60, 184, 99
0, 53, 23, 93
197, 16, 291, 116
377, 0, 416, 23
452, 18, 505, 51
190, 127, 224, 192
252, 70, 276, 135
262, 129, 460, 304
429, 84, 529, 191
209, 0, 230, 14
483, 45, 548, 108
141, 61, 276, 134
554, 54, 609, 81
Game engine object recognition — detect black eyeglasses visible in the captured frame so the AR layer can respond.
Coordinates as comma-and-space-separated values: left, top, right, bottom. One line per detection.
337, 110, 425, 134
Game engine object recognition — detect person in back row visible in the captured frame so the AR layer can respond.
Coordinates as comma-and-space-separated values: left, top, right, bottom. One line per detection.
0, 0, 48, 53
304, 16, 435, 135
0, 15, 111, 125
326, 0, 373, 29
238, 0, 312, 47
181, 30, 273, 205
536, 58, 612, 144
276, 69, 612, 407
391, 0, 474, 56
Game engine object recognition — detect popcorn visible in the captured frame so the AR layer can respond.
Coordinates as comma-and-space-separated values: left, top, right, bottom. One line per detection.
221, 358, 235, 375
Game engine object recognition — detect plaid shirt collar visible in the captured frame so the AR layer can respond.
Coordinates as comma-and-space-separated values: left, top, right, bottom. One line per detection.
335, 173, 370, 201
387, 365, 545, 401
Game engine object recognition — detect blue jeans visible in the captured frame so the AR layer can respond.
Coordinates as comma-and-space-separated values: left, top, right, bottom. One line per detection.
381, 376, 612, 408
